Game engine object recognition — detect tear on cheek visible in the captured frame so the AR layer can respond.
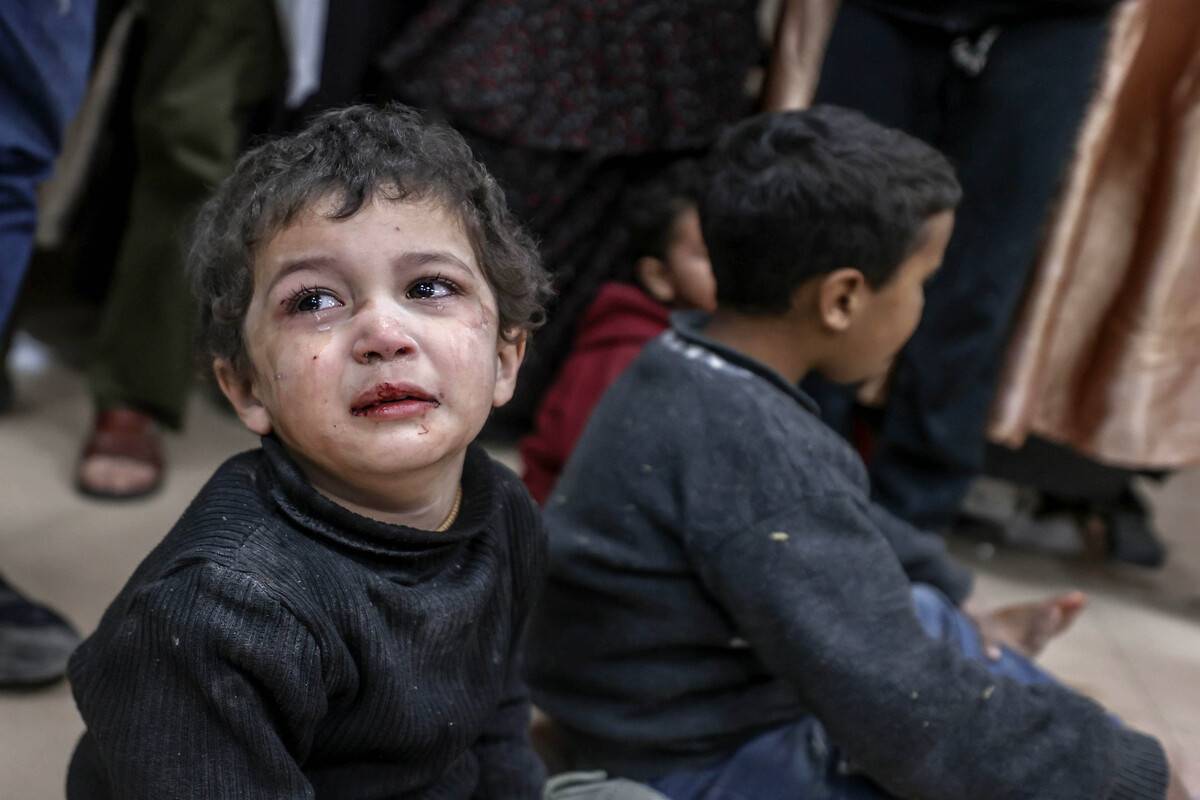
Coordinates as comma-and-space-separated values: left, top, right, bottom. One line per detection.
473, 298, 499, 331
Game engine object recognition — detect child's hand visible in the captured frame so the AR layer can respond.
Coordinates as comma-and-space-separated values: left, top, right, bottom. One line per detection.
965, 591, 1088, 660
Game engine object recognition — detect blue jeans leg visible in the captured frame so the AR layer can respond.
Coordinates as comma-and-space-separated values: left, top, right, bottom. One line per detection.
0, 0, 96, 325
909, 583, 1058, 686
649, 719, 889, 800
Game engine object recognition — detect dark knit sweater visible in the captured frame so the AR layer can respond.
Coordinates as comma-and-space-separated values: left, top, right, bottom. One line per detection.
526, 313, 1168, 799
67, 437, 546, 799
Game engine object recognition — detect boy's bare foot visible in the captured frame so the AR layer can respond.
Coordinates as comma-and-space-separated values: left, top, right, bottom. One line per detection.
76, 408, 164, 499
969, 591, 1087, 660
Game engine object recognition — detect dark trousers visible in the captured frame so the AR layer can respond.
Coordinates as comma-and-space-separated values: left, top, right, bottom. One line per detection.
0, 0, 96, 326
87, 0, 282, 428
806, 3, 1111, 529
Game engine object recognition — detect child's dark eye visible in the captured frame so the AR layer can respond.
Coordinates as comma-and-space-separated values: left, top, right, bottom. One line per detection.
284, 287, 342, 314
406, 276, 459, 301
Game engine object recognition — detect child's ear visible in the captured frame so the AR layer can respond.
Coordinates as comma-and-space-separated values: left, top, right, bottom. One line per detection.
635, 256, 676, 305
213, 358, 273, 436
492, 331, 527, 407
817, 268, 869, 333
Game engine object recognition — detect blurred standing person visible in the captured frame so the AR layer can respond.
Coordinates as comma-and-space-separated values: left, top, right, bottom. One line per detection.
0, 0, 96, 686
74, 0, 286, 498
785, 0, 1122, 531
377, 0, 764, 429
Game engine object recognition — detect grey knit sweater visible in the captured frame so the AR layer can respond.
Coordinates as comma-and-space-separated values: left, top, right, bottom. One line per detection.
68, 436, 546, 799
526, 312, 1167, 799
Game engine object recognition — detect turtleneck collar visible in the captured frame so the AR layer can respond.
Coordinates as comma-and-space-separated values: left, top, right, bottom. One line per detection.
259, 435, 498, 559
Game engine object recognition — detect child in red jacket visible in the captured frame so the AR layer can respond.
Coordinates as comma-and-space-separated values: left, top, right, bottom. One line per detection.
521, 163, 714, 503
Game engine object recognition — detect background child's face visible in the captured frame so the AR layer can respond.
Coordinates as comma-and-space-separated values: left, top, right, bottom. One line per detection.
638, 206, 717, 312
218, 196, 523, 497
665, 207, 717, 311
822, 211, 954, 384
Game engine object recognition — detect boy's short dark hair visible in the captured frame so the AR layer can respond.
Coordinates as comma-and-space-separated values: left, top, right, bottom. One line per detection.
188, 103, 551, 373
625, 160, 704, 264
700, 105, 961, 314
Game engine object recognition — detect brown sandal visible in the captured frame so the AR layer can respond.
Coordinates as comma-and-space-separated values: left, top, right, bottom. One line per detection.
76, 408, 164, 499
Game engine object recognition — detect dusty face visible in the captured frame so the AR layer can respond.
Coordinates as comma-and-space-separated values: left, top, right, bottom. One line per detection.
220, 196, 523, 507
823, 211, 955, 384
663, 206, 717, 312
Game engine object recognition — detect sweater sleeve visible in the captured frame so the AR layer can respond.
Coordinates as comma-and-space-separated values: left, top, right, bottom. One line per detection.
69, 563, 326, 799
471, 482, 548, 799
470, 634, 545, 799
864, 501, 974, 604
689, 492, 1167, 800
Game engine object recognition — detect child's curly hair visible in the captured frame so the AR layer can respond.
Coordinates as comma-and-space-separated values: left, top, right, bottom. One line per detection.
188, 103, 552, 374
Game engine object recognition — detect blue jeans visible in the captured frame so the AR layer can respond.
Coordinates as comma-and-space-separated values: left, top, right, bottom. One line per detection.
0, 0, 96, 326
648, 585, 1056, 800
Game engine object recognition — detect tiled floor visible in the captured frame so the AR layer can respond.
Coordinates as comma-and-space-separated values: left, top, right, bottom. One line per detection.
1, 332, 1197, 798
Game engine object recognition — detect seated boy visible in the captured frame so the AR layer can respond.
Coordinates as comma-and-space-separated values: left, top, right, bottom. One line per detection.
66, 104, 552, 798
525, 107, 1181, 798
521, 162, 715, 504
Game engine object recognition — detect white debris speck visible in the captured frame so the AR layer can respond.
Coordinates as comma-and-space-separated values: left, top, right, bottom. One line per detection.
769, 532, 790, 542
981, 685, 995, 700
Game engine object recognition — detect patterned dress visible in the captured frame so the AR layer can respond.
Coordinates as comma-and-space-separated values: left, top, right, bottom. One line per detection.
379, 0, 762, 425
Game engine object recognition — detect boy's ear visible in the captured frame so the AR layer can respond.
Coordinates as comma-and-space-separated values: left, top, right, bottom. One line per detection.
492, 331, 527, 407
816, 268, 869, 333
635, 256, 676, 305
213, 358, 273, 436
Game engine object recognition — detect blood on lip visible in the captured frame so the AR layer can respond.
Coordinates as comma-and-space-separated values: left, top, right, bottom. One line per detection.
351, 382, 439, 415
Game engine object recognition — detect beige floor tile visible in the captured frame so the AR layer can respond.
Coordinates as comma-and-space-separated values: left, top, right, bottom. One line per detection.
1170, 728, 1200, 794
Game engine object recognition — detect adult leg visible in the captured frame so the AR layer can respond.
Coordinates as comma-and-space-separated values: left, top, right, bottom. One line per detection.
804, 4, 946, 437
0, 0, 95, 687
0, 0, 96, 322
869, 12, 1113, 529
79, 0, 283, 497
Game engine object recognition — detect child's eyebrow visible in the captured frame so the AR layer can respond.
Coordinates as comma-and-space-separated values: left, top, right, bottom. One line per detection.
395, 250, 475, 274
265, 250, 477, 295
267, 256, 340, 293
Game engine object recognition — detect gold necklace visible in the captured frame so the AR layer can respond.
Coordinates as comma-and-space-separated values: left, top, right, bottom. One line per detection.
434, 484, 463, 533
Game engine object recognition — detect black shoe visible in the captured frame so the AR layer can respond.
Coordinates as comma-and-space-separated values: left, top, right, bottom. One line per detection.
1102, 488, 1167, 569
0, 365, 12, 415
0, 575, 81, 688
